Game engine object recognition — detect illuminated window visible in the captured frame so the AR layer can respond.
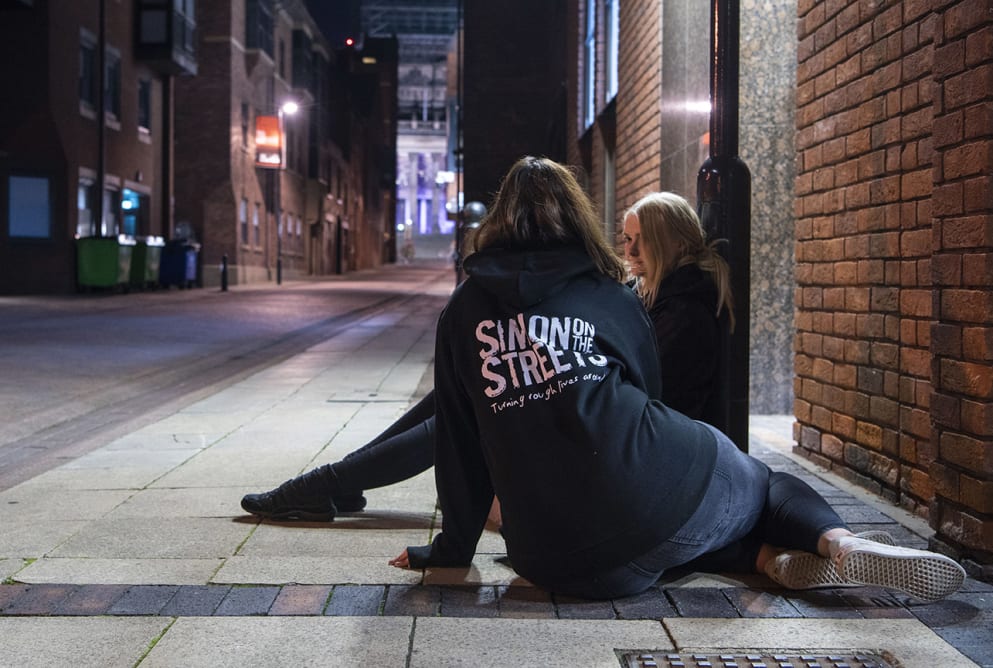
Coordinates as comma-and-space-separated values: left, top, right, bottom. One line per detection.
252, 202, 260, 246
8, 175, 52, 239
583, 0, 596, 128
605, 0, 619, 101
240, 198, 248, 243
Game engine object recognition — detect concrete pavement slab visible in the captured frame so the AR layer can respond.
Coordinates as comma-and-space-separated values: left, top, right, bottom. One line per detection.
48, 517, 251, 559
0, 520, 87, 557
409, 617, 671, 667
0, 486, 132, 520
105, 487, 253, 519
0, 558, 24, 580
15, 557, 223, 585
0, 616, 169, 668
238, 525, 431, 557
17, 466, 171, 491
100, 430, 220, 451
663, 617, 979, 668
421, 555, 532, 588
140, 616, 412, 667
212, 556, 425, 585
149, 447, 318, 488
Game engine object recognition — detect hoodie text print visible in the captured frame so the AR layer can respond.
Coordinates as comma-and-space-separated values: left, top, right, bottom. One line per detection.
475, 313, 608, 401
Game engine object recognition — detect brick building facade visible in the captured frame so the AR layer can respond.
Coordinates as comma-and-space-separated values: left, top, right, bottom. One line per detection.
793, 0, 992, 575
174, 0, 397, 288
554, 0, 993, 575
0, 0, 195, 293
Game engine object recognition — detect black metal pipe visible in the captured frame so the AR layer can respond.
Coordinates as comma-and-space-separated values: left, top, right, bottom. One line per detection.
95, 0, 106, 237
696, 0, 751, 451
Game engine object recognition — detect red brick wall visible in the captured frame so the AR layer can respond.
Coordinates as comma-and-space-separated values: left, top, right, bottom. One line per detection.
795, 0, 992, 572
613, 0, 662, 214
566, 0, 661, 236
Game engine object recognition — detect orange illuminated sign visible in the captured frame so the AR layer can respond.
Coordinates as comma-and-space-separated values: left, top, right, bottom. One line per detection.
255, 115, 282, 168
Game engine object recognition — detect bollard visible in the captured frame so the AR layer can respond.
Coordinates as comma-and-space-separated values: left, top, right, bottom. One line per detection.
220, 254, 228, 292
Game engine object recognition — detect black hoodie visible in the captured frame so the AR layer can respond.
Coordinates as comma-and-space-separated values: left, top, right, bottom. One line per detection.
406, 246, 718, 588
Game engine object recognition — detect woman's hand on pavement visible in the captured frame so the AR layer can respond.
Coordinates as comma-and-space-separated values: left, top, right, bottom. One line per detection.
389, 549, 410, 568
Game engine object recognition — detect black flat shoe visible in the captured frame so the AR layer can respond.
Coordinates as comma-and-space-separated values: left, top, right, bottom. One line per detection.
241, 466, 338, 521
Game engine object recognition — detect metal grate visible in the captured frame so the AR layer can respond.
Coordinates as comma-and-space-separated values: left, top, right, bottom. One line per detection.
620, 652, 893, 668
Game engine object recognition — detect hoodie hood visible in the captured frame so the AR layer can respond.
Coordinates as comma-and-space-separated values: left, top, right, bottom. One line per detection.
463, 246, 597, 309
658, 264, 718, 305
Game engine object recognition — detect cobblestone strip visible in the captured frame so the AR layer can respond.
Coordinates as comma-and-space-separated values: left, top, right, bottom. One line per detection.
1, 581, 986, 621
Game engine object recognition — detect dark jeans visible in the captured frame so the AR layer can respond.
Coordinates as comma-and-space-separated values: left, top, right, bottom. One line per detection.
547, 425, 849, 600
331, 391, 437, 494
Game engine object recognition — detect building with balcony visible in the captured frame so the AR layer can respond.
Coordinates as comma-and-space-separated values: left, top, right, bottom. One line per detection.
0, 0, 197, 293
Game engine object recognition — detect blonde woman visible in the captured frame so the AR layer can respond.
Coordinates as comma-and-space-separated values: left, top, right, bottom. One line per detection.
622, 191, 733, 425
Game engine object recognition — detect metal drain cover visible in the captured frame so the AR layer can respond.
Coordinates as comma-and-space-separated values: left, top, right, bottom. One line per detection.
619, 652, 893, 668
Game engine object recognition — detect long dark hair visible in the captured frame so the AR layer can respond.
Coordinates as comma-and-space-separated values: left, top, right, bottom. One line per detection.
471, 156, 626, 282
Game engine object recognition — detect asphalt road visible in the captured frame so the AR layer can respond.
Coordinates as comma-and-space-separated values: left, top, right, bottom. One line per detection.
0, 260, 452, 491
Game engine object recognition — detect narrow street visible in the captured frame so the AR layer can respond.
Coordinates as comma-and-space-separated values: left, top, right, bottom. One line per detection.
0, 260, 453, 491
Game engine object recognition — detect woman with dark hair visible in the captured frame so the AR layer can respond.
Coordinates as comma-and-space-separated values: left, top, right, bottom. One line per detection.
386, 156, 964, 602
241, 192, 735, 524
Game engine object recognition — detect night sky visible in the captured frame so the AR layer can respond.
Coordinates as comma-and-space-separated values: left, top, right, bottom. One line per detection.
304, 0, 363, 48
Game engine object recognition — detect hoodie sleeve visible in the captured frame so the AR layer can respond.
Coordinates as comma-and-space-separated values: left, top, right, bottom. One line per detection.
407, 295, 492, 569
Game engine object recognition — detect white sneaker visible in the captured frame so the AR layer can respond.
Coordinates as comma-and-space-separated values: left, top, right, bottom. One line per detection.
831, 535, 965, 601
764, 531, 897, 590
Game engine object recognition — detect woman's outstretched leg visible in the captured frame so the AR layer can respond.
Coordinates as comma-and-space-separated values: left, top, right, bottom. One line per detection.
240, 392, 436, 521
757, 470, 965, 601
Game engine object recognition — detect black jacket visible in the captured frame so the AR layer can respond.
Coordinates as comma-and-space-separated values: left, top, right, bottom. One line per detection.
648, 263, 723, 426
407, 246, 718, 588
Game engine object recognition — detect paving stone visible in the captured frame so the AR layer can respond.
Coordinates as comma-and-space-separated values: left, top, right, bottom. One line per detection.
324, 584, 385, 616
837, 588, 911, 616
440, 585, 499, 617
107, 585, 179, 616
784, 590, 862, 618
213, 585, 280, 616
53, 584, 129, 615
269, 584, 332, 616
835, 505, 895, 524
0, 584, 30, 612
553, 593, 616, 619
909, 591, 993, 627
495, 585, 555, 618
666, 587, 739, 618
929, 619, 993, 668
612, 585, 677, 620
961, 576, 993, 593
382, 584, 441, 616
725, 588, 801, 618
159, 585, 231, 616
2, 584, 74, 615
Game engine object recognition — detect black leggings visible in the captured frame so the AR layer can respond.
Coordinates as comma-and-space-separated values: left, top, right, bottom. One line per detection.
683, 468, 848, 573
330, 391, 437, 494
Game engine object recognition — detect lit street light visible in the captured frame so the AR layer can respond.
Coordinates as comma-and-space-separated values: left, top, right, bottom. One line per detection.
276, 100, 298, 285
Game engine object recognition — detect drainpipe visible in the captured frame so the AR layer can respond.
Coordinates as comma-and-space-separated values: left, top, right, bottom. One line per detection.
95, 0, 106, 237
696, 0, 751, 451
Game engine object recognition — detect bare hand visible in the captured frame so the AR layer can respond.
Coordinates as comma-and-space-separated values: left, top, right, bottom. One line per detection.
389, 549, 410, 569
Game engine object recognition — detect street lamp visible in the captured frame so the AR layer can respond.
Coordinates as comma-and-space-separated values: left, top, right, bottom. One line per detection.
276, 99, 298, 285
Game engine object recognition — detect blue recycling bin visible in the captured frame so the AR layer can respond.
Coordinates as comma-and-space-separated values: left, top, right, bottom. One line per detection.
159, 240, 200, 288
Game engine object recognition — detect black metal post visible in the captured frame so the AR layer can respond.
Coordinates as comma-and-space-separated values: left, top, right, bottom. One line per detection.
220, 254, 228, 291
696, 0, 751, 451
94, 0, 106, 237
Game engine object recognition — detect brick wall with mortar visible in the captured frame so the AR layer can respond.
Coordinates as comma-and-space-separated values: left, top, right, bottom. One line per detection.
793, 0, 992, 574
0, 0, 170, 293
